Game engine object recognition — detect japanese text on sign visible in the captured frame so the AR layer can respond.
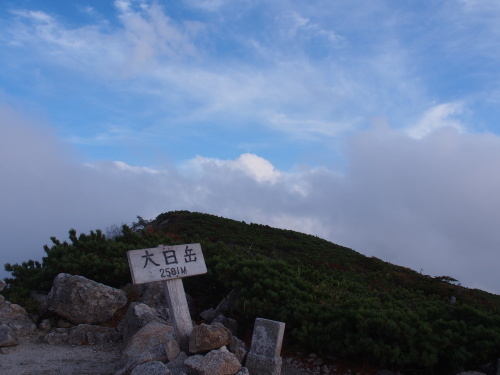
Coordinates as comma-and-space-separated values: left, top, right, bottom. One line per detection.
127, 243, 207, 285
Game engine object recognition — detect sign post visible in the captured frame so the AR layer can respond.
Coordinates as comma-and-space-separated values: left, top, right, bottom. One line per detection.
127, 243, 207, 351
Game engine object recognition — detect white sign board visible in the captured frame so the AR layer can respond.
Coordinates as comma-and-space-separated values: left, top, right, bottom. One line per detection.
127, 243, 207, 285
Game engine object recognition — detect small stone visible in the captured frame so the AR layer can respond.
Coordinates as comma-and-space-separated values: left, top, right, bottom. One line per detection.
38, 319, 52, 330
164, 338, 181, 361
56, 319, 73, 328
312, 358, 323, 366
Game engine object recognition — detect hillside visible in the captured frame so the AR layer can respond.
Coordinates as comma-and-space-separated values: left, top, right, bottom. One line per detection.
4, 210, 500, 374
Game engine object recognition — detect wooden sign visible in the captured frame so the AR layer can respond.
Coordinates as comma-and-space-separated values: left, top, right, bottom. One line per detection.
127, 243, 207, 285
127, 243, 207, 352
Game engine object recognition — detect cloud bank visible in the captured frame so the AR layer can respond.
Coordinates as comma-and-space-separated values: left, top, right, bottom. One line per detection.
2, 101, 500, 293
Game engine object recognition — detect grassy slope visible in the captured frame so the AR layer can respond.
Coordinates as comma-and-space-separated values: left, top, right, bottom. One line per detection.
155, 210, 500, 311
4, 210, 500, 373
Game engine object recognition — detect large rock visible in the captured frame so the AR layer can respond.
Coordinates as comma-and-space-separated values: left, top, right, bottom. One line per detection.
0, 323, 18, 347
185, 349, 242, 375
132, 281, 170, 321
116, 321, 179, 375
0, 296, 36, 339
213, 314, 238, 336
0, 280, 5, 292
121, 302, 166, 343
165, 351, 189, 374
229, 336, 248, 364
47, 273, 127, 324
189, 322, 232, 354
199, 290, 238, 323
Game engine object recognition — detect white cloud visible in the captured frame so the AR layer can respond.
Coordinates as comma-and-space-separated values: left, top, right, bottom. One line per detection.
1, 0, 430, 142
186, 153, 281, 183
279, 10, 343, 45
3, 100, 500, 294
406, 102, 466, 139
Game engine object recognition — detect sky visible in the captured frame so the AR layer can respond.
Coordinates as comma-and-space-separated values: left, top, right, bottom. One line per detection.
1, 0, 500, 293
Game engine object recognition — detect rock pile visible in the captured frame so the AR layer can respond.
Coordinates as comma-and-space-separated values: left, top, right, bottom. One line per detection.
0, 274, 255, 375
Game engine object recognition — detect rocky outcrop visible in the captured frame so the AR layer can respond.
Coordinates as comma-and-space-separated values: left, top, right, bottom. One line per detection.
0, 276, 252, 374
47, 273, 127, 324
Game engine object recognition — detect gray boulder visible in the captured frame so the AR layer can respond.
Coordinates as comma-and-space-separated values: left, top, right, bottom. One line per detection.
185, 349, 242, 375
132, 281, 170, 321
166, 351, 189, 374
213, 314, 238, 336
121, 302, 166, 343
199, 290, 238, 323
116, 321, 179, 375
130, 361, 171, 375
0, 279, 5, 292
189, 322, 232, 354
0, 295, 36, 339
229, 336, 248, 364
47, 273, 127, 324
0, 323, 18, 347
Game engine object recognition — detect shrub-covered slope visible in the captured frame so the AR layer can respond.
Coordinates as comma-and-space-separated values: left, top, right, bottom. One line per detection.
4, 210, 500, 373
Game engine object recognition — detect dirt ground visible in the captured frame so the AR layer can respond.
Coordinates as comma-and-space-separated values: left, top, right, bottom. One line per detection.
0, 332, 307, 375
0, 331, 122, 375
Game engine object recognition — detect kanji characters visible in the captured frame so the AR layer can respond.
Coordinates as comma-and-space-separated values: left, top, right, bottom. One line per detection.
184, 246, 197, 263
142, 250, 160, 268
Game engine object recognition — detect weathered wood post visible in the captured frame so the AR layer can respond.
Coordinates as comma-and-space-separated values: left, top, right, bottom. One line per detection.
127, 243, 207, 352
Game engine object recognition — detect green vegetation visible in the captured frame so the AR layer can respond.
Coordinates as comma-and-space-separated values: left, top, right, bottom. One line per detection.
4, 210, 500, 374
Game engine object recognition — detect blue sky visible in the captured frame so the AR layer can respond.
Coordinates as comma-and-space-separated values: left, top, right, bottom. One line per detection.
2, 0, 500, 293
